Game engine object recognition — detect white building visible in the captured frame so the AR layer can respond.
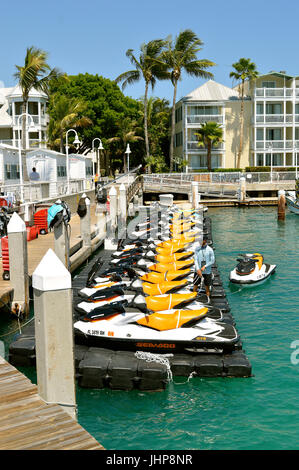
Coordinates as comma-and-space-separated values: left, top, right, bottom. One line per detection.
0, 85, 48, 149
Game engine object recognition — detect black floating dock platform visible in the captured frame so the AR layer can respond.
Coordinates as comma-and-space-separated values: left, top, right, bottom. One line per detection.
9, 215, 252, 391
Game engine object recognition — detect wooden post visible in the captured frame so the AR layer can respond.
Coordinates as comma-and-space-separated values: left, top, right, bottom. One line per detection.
7, 212, 29, 316
277, 189, 286, 220
191, 181, 199, 209
119, 183, 127, 238
80, 193, 91, 247
32, 249, 76, 420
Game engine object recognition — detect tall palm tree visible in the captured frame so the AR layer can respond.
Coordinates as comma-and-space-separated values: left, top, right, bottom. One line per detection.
14, 46, 62, 180
106, 117, 143, 172
194, 121, 223, 171
48, 94, 92, 152
115, 39, 168, 160
161, 30, 215, 172
230, 58, 259, 168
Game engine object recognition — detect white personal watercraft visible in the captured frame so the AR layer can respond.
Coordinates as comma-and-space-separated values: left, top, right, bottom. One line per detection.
74, 302, 239, 354
229, 253, 276, 285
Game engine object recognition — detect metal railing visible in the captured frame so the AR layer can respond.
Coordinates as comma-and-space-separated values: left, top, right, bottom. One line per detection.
255, 114, 293, 124
186, 115, 224, 124
143, 171, 298, 186
255, 88, 293, 98
187, 141, 224, 151
255, 140, 294, 150
0, 178, 94, 203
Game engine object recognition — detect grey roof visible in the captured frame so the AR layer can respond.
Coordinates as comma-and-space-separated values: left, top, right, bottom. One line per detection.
183, 80, 240, 102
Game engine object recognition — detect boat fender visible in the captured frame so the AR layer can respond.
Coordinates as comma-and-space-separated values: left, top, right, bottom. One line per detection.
77, 197, 88, 218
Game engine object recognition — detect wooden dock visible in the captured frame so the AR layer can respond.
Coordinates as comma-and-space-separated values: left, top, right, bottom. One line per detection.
0, 355, 104, 450
0, 203, 104, 310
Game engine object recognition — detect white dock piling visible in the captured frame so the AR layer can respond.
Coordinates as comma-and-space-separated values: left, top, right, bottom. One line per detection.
7, 212, 29, 315
32, 249, 76, 420
191, 181, 199, 209
105, 185, 118, 250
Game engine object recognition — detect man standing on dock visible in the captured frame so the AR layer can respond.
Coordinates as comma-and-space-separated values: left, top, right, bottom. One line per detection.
193, 236, 215, 303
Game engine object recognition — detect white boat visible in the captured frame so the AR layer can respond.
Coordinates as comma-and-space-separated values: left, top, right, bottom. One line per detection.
285, 191, 299, 215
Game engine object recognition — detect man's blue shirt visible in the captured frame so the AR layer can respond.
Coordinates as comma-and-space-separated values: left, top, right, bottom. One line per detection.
194, 245, 215, 274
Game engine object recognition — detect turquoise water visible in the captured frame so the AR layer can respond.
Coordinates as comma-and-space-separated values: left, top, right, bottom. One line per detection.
1, 207, 299, 450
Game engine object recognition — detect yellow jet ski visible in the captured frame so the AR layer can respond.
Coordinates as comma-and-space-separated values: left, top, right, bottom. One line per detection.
149, 259, 194, 273
145, 292, 197, 311
155, 251, 193, 263
140, 269, 192, 283
136, 308, 208, 331
141, 279, 189, 296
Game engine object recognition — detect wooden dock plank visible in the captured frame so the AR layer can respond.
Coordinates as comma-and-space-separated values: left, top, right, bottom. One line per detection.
0, 357, 104, 450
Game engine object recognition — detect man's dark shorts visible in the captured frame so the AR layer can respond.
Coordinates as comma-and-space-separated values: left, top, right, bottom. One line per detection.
193, 272, 212, 287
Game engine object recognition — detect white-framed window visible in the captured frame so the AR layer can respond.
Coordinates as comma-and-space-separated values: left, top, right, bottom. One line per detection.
262, 81, 276, 88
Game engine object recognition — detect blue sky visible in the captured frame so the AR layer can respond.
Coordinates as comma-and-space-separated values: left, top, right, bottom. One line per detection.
1, 0, 298, 103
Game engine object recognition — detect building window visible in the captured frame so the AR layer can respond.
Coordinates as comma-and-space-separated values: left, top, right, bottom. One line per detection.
190, 154, 221, 169
256, 103, 264, 114
175, 132, 183, 147
266, 128, 282, 140
266, 103, 282, 115
256, 129, 264, 141
5, 164, 20, 180
261, 81, 276, 88
256, 153, 264, 166
57, 166, 66, 177
175, 107, 182, 123
86, 166, 93, 176
189, 105, 219, 116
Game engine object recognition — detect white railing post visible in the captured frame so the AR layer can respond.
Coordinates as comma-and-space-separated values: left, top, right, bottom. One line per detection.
119, 183, 127, 238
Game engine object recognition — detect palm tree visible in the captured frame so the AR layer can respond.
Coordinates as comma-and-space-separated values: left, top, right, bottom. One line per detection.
194, 121, 223, 171
106, 117, 143, 172
14, 46, 62, 180
115, 39, 168, 160
48, 94, 92, 152
161, 30, 215, 172
230, 58, 259, 168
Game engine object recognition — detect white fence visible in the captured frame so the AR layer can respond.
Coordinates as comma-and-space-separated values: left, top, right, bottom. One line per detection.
0, 178, 94, 203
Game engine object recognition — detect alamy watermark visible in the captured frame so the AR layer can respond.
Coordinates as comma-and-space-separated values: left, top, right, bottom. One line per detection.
290, 340, 299, 365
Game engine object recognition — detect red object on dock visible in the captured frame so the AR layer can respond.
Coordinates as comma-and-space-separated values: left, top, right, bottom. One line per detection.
33, 209, 48, 234
1, 236, 10, 280
26, 225, 39, 241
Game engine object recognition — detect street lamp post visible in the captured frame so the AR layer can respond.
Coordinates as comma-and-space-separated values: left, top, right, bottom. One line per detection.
17, 113, 35, 202
125, 143, 131, 183
92, 138, 104, 177
65, 129, 81, 193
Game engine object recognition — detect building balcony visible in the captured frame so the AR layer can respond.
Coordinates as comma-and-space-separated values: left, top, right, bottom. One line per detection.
13, 114, 49, 127
187, 141, 224, 151
186, 115, 224, 125
0, 139, 47, 149
254, 114, 294, 124
255, 88, 294, 98
254, 140, 297, 151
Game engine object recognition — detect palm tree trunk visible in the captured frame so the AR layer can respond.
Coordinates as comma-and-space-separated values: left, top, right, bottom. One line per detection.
144, 81, 150, 160
237, 81, 245, 168
169, 81, 178, 172
123, 145, 127, 173
21, 101, 29, 182
207, 140, 212, 172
